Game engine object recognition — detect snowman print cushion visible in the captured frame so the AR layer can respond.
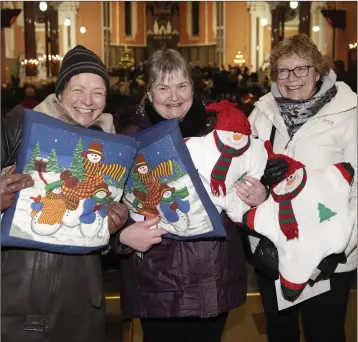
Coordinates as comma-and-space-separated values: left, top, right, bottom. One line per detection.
243, 141, 355, 301
185, 100, 268, 223
123, 118, 227, 240
1, 109, 136, 254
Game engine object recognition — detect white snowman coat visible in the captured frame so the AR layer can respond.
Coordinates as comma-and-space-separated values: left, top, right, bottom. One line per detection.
246, 164, 353, 286
185, 129, 268, 223
249, 70, 357, 273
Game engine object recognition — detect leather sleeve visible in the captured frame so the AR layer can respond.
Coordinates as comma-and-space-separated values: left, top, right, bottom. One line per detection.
109, 217, 136, 255
1, 105, 25, 169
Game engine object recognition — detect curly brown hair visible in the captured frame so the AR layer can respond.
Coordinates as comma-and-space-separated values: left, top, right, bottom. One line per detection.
269, 34, 330, 81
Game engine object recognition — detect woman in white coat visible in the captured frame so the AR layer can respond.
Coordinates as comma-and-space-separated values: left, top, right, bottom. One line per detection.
248, 34, 356, 342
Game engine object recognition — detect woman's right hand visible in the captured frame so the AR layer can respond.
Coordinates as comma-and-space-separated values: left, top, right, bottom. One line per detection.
119, 216, 168, 252
261, 158, 289, 186
1, 166, 34, 212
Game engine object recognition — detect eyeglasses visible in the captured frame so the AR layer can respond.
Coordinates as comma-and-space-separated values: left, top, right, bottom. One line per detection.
275, 65, 313, 80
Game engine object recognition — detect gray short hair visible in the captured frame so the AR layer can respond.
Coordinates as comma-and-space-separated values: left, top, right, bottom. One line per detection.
146, 49, 193, 91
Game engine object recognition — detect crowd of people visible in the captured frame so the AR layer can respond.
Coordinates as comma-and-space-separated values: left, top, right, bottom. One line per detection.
1, 34, 356, 342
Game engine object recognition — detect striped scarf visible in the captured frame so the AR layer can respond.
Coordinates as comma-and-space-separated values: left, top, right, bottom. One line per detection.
271, 168, 307, 240
211, 130, 251, 196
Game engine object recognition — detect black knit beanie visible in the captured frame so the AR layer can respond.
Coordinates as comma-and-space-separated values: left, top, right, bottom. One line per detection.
55, 45, 109, 96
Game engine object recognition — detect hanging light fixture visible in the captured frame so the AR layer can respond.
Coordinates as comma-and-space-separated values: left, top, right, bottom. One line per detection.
64, 17, 71, 27
261, 18, 268, 26
289, 2, 298, 9
39, 2, 48, 12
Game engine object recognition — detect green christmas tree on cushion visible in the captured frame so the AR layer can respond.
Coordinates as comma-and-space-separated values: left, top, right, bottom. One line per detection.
131, 171, 148, 192
173, 160, 186, 178
161, 160, 186, 183
318, 202, 337, 223
69, 139, 85, 181
24, 142, 40, 172
47, 149, 61, 173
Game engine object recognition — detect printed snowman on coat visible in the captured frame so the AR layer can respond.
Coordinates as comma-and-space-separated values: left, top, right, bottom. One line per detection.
30, 180, 67, 236
79, 182, 111, 238
243, 141, 355, 300
185, 100, 267, 223
158, 183, 190, 233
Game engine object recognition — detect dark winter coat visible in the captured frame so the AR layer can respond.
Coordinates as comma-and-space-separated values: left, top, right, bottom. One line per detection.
1, 99, 116, 342
110, 97, 247, 318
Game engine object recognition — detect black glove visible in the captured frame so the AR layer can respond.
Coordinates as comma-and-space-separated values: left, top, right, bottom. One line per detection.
308, 252, 347, 286
261, 158, 289, 186
241, 212, 279, 280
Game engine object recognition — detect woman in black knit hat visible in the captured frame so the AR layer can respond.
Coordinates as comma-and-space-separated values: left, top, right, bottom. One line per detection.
0, 45, 143, 342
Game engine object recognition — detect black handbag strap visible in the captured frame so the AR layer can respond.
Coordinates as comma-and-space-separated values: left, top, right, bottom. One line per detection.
269, 124, 276, 146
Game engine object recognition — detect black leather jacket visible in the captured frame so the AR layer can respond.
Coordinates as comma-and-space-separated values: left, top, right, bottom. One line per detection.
1, 105, 105, 342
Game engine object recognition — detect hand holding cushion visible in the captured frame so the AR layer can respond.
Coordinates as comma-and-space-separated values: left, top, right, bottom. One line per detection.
261, 158, 289, 186
106, 202, 129, 234
1, 166, 34, 212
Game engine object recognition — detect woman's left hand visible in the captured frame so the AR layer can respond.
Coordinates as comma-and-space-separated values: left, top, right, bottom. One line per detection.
106, 202, 129, 234
234, 176, 267, 207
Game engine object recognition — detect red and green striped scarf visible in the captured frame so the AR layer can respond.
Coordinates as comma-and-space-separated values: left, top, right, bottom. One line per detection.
211, 130, 251, 196
271, 168, 307, 240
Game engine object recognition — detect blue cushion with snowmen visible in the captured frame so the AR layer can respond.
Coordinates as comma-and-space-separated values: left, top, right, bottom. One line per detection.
123, 119, 227, 240
1, 109, 137, 254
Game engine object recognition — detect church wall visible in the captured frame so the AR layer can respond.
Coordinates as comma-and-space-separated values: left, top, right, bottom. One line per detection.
208, 2, 216, 44
177, 2, 216, 66
3, 1, 357, 78
224, 2, 251, 68
76, 1, 103, 59
118, 1, 146, 46
111, 1, 119, 45
335, 1, 357, 70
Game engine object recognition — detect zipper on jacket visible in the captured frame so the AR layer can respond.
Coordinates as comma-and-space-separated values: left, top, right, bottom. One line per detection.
284, 136, 293, 150
4, 138, 20, 168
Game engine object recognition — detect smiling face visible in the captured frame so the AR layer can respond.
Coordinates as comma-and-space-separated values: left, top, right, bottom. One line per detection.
276, 54, 320, 100
52, 187, 62, 194
148, 70, 193, 120
87, 153, 102, 163
137, 165, 149, 175
95, 190, 108, 199
218, 130, 248, 147
278, 168, 304, 194
59, 73, 106, 127
162, 190, 172, 199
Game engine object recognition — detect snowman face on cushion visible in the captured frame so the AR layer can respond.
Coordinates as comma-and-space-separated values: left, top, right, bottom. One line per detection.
276, 168, 305, 195
162, 190, 173, 199
217, 130, 248, 148
137, 165, 149, 175
95, 190, 108, 199
52, 187, 62, 194
87, 153, 102, 164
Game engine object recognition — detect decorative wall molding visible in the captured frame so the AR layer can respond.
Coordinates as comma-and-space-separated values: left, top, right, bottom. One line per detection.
186, 2, 200, 41
246, 1, 270, 71
116, 2, 120, 45
125, 1, 137, 41
212, 1, 217, 39
58, 2, 78, 54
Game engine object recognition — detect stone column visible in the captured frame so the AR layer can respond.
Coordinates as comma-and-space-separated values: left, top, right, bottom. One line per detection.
1, 29, 6, 84
23, 1, 37, 76
299, 2, 311, 36
247, 2, 270, 72
49, 6, 60, 76
270, 3, 285, 50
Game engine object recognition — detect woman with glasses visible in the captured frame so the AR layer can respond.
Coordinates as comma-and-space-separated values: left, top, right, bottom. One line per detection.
247, 34, 357, 342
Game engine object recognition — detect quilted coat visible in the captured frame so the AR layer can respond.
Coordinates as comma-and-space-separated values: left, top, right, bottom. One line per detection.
1, 97, 116, 342
110, 98, 248, 318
